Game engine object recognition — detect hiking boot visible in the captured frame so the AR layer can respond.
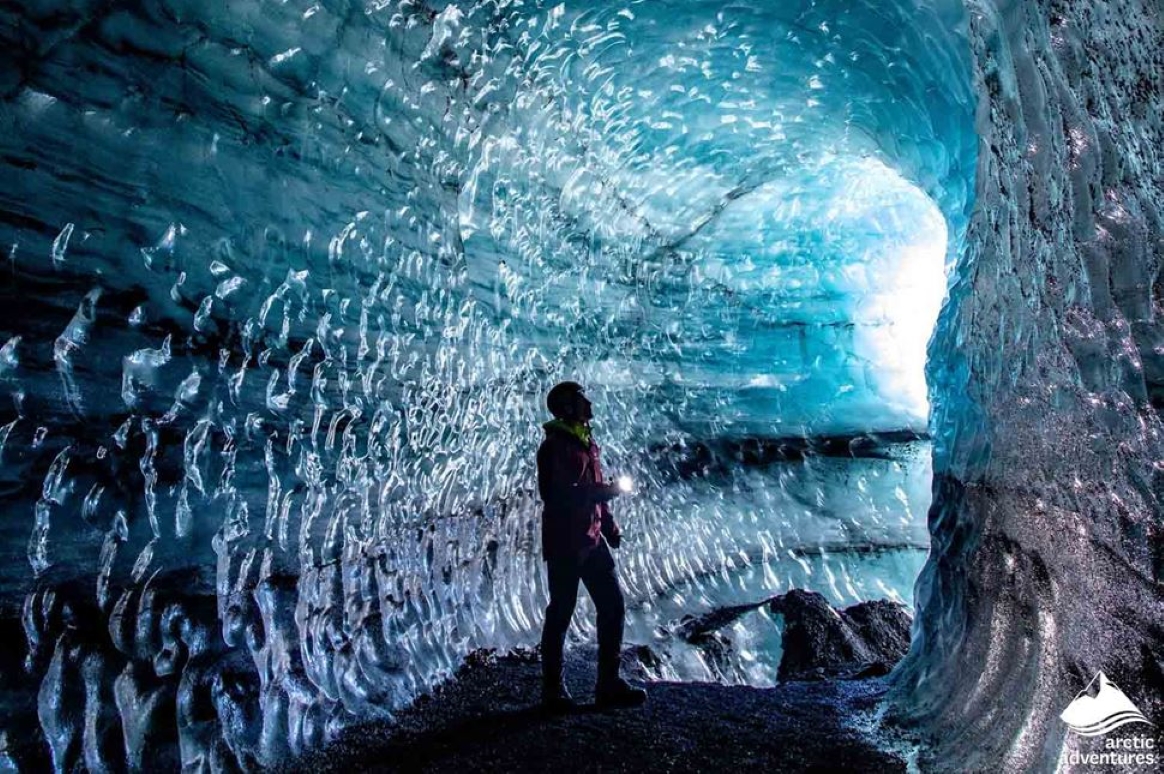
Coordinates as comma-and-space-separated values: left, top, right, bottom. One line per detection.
541, 681, 578, 713
594, 677, 647, 709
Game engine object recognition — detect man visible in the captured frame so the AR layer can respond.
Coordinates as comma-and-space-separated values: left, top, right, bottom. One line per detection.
536, 381, 648, 712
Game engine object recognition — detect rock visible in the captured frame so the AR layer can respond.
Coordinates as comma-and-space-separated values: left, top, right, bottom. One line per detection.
770, 590, 912, 681
844, 599, 913, 662
674, 600, 768, 642
619, 643, 670, 681
688, 629, 737, 682
671, 607, 757, 683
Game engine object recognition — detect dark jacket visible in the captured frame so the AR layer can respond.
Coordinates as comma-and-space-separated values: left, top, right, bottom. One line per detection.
536, 420, 620, 562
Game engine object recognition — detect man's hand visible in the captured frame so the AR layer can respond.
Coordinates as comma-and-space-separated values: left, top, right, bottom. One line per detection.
568, 482, 621, 505
603, 519, 622, 549
593, 482, 622, 503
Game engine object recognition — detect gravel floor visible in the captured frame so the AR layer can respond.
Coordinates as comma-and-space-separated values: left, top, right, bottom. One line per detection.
285, 647, 916, 773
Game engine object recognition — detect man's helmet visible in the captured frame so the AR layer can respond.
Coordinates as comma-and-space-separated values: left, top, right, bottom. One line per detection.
546, 381, 585, 418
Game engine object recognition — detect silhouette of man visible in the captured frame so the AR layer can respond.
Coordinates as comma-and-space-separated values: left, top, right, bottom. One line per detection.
536, 381, 647, 712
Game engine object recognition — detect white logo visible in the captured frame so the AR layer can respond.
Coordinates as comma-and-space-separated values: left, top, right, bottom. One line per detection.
1060, 672, 1155, 737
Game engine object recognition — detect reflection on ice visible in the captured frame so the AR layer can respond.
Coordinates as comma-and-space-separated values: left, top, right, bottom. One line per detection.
0, 0, 974, 768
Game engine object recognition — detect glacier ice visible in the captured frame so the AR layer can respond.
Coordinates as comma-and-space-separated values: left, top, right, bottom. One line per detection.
888, 0, 1164, 771
0, 0, 1160, 771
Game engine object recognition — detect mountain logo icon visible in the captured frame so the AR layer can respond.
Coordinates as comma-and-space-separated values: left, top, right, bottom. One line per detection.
1060, 672, 1155, 737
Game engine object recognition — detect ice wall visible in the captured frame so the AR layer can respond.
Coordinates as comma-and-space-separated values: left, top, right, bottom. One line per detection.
0, 1, 977, 766
889, 0, 1164, 771
0, 0, 1157, 770
0, 0, 976, 768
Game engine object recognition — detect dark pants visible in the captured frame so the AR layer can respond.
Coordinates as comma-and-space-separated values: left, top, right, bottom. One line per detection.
540, 538, 625, 687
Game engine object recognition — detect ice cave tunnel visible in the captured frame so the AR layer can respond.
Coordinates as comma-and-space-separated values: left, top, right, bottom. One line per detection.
0, 0, 1160, 772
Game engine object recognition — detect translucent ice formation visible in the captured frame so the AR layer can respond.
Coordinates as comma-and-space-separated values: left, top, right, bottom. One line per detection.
0, 0, 1159, 771
0, 0, 967, 767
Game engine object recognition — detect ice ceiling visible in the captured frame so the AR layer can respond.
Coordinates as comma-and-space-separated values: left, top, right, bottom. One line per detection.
1, 0, 1162, 772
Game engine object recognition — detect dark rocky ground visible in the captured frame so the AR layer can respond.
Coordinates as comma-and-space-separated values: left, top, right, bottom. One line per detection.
285, 643, 920, 774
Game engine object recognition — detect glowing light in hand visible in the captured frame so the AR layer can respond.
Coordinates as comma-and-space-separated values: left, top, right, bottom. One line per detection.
617, 475, 634, 493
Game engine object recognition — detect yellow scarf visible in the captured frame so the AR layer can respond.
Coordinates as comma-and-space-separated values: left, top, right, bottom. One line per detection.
543, 418, 592, 446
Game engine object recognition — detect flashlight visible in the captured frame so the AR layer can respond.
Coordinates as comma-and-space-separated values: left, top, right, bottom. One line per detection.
617, 475, 634, 493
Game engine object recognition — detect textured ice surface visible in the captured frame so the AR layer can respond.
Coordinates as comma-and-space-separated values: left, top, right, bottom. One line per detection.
0, 0, 1160, 771
0, 1, 965, 767
889, 1, 1164, 772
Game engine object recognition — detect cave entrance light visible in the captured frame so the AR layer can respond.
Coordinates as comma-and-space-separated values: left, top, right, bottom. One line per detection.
673, 155, 950, 438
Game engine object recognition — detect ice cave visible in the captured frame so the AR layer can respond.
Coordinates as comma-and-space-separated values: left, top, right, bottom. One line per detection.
0, 0, 1160, 771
